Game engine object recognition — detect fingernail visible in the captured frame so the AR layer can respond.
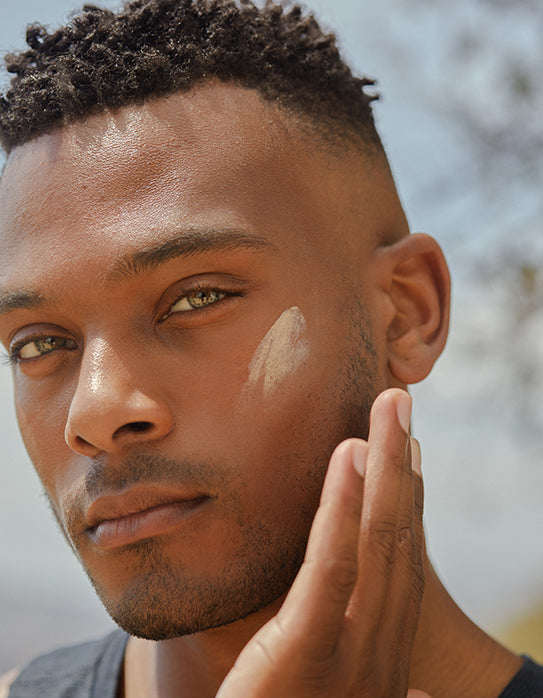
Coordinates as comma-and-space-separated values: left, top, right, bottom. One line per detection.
396, 392, 412, 434
410, 437, 422, 474
352, 441, 367, 477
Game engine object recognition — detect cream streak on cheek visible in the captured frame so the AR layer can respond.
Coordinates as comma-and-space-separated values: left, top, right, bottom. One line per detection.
241, 306, 309, 399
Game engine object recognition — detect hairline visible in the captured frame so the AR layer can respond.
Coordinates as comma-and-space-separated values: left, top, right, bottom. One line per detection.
0, 82, 384, 181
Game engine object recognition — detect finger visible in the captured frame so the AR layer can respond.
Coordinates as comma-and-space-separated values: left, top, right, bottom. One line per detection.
408, 437, 426, 612
347, 389, 412, 629
278, 438, 368, 657
346, 389, 425, 696
378, 435, 425, 652
411, 436, 425, 559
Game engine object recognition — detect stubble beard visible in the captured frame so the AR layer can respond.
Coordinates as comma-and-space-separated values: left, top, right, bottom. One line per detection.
89, 512, 312, 640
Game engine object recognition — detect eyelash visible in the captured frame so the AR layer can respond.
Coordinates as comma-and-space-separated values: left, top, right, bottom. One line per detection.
2, 351, 16, 367
6, 332, 62, 366
5, 283, 242, 365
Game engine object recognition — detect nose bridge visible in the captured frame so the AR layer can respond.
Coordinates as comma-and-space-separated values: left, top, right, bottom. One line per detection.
65, 334, 173, 455
76, 335, 132, 411
84, 336, 119, 400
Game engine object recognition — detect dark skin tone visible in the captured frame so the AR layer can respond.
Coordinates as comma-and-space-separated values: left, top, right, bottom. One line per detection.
0, 83, 521, 697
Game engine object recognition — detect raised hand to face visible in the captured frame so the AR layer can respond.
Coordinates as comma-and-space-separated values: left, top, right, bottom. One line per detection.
217, 388, 430, 698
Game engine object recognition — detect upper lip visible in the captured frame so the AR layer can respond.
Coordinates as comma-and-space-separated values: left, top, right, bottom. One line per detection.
86, 486, 210, 530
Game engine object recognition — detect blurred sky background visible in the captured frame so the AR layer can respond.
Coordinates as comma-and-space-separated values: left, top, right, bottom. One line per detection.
1, 0, 542, 673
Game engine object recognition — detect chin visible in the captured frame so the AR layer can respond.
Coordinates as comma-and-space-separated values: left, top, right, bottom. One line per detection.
83, 530, 307, 640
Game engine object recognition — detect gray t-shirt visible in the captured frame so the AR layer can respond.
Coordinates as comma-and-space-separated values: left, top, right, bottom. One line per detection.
8, 631, 127, 698
8, 632, 543, 697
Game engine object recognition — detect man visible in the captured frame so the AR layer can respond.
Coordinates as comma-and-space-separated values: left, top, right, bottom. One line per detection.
0, 0, 541, 696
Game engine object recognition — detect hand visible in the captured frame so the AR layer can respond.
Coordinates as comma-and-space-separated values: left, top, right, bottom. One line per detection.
217, 389, 429, 698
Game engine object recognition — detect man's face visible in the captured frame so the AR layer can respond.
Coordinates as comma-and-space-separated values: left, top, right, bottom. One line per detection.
0, 84, 400, 639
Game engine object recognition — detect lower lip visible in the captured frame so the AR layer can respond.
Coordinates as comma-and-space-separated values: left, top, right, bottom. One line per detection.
88, 498, 209, 549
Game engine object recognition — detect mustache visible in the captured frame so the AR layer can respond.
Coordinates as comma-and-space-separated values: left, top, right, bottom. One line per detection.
84, 452, 229, 498
59, 452, 233, 541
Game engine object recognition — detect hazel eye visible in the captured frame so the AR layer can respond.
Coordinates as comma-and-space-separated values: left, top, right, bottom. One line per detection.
169, 288, 227, 313
16, 336, 77, 361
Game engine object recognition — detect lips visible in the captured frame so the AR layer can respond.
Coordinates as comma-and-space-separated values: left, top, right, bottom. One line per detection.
86, 487, 211, 549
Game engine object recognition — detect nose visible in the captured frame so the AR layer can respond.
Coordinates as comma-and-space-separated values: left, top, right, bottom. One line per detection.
65, 337, 174, 456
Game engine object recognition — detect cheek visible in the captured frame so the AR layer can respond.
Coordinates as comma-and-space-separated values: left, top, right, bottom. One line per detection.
14, 379, 72, 489
238, 306, 310, 404
162, 306, 314, 440
227, 306, 341, 478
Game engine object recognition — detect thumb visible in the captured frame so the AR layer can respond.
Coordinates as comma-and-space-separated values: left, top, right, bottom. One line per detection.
407, 691, 432, 698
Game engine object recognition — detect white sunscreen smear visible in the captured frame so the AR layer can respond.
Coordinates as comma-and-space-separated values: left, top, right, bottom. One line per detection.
241, 306, 309, 399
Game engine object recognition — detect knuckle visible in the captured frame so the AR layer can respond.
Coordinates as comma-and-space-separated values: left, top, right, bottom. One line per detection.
367, 518, 420, 570
397, 525, 414, 546
320, 556, 358, 595
367, 517, 399, 557
252, 636, 279, 670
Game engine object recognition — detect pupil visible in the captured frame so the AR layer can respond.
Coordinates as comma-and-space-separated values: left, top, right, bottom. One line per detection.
190, 290, 217, 307
41, 337, 56, 351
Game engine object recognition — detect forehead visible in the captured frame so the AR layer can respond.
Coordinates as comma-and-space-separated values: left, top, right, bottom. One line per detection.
0, 83, 386, 285
0, 85, 296, 237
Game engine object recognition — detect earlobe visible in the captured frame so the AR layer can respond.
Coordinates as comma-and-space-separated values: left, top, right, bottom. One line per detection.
379, 233, 450, 385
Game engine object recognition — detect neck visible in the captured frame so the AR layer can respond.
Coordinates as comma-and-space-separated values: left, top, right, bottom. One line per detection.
408, 557, 522, 698
123, 596, 284, 698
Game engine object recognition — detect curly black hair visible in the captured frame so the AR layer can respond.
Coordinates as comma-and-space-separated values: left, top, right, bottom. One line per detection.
0, 0, 381, 154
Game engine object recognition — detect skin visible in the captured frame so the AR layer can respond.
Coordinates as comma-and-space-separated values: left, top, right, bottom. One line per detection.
240, 306, 310, 400
0, 83, 522, 697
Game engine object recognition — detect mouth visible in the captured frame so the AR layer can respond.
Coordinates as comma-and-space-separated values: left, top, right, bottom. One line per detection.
86, 488, 211, 549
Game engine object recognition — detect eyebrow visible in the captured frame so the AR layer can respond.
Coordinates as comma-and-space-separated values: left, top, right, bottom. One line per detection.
107, 228, 277, 283
0, 228, 276, 315
0, 290, 45, 316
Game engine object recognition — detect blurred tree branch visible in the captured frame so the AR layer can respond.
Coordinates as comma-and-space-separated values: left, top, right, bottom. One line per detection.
389, 0, 543, 426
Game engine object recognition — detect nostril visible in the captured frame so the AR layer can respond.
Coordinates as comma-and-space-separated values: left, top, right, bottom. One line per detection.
113, 421, 153, 438
130, 422, 152, 433
75, 435, 94, 449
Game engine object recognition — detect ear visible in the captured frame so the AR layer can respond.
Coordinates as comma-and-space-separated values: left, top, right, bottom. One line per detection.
377, 233, 450, 385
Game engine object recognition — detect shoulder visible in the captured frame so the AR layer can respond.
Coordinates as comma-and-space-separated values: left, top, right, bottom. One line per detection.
5, 631, 128, 698
499, 656, 543, 697
0, 669, 20, 698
